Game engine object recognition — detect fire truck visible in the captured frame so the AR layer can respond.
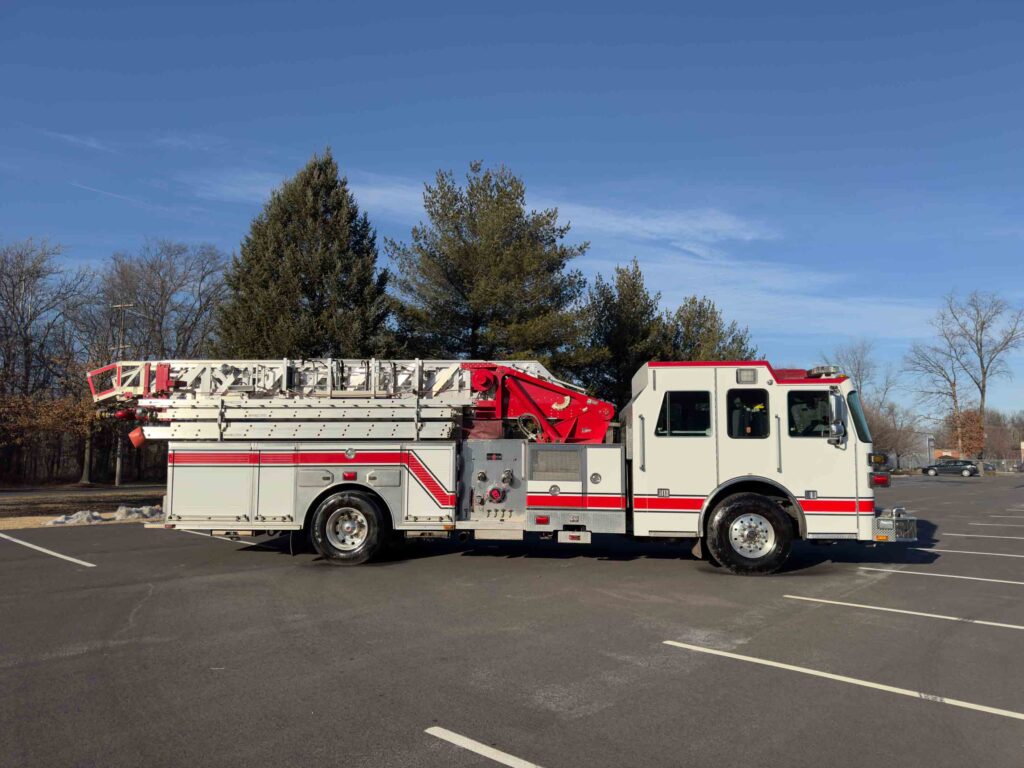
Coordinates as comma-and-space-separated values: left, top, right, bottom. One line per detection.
87, 357, 915, 574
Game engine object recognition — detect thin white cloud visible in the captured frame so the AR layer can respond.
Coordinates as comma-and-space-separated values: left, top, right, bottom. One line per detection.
41, 130, 116, 153
546, 200, 775, 254
179, 169, 285, 204
69, 182, 193, 215
605, 243, 935, 341
154, 133, 227, 152
348, 173, 425, 221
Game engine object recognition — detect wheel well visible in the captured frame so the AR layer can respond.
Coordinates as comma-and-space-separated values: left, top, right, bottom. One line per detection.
701, 480, 804, 539
302, 484, 394, 534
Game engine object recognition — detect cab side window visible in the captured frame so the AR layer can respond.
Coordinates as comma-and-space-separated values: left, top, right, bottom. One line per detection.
654, 391, 712, 436
787, 391, 829, 437
727, 389, 769, 439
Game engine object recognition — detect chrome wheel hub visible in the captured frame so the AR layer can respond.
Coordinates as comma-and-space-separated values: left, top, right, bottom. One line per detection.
729, 513, 776, 558
325, 507, 368, 552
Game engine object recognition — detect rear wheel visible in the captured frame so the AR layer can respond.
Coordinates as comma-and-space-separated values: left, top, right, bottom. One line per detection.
706, 493, 793, 575
310, 491, 387, 565
927, 468, 938, 477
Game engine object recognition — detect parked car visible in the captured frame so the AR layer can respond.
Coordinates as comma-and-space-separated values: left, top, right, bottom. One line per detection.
983, 462, 996, 473
922, 459, 978, 477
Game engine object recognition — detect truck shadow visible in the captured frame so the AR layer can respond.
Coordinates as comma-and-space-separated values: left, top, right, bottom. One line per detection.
782, 517, 939, 573
255, 517, 940, 573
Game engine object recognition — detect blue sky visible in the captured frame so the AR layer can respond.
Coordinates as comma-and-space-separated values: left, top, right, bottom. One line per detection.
1, 0, 1022, 410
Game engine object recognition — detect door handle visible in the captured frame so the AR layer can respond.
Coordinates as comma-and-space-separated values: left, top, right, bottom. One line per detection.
639, 415, 646, 472
775, 415, 782, 473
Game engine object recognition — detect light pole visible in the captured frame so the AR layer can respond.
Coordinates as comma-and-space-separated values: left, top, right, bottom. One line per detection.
111, 303, 135, 487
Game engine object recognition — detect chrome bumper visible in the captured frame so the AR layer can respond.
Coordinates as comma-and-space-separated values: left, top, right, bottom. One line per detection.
872, 507, 917, 542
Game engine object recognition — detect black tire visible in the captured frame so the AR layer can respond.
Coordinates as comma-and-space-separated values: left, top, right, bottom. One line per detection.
961, 469, 971, 477
927, 468, 937, 477
705, 493, 793, 575
310, 491, 387, 565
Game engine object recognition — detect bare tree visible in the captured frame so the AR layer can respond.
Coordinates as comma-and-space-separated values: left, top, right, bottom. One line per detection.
905, 316, 971, 455
942, 292, 1024, 455
824, 339, 898, 407
0, 238, 94, 482
99, 240, 229, 359
868, 402, 921, 469
0, 238, 89, 397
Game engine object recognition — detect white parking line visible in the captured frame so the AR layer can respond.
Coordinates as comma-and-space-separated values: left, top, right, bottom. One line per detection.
970, 522, 1024, 528
0, 532, 96, 568
859, 567, 1024, 586
663, 641, 1024, 721
426, 727, 543, 768
944, 533, 1024, 541
914, 548, 1024, 559
990, 515, 1024, 519
784, 594, 1024, 631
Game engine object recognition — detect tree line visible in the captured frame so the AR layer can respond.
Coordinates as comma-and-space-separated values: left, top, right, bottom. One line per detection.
0, 152, 753, 485
4, 150, 1020, 484
827, 287, 1024, 468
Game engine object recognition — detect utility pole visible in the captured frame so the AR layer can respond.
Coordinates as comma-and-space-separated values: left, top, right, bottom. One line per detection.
111, 303, 134, 487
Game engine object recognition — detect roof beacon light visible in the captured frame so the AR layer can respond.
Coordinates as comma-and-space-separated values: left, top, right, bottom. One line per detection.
807, 365, 841, 379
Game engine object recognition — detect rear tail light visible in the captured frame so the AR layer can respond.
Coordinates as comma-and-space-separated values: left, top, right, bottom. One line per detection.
870, 472, 890, 488
535, 515, 550, 525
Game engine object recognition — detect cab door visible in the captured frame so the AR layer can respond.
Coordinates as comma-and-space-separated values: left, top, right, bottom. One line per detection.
632, 367, 717, 536
778, 388, 860, 536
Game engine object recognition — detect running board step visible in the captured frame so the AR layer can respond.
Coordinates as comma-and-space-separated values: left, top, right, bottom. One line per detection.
473, 530, 524, 541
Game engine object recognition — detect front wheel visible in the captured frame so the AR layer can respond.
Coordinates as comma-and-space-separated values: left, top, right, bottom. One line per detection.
310, 491, 387, 565
706, 493, 794, 575
962, 468, 972, 477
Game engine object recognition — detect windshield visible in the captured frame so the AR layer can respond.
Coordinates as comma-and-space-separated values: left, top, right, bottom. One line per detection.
847, 390, 872, 443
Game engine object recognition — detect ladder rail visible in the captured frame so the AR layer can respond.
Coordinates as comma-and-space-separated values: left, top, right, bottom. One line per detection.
88, 358, 566, 404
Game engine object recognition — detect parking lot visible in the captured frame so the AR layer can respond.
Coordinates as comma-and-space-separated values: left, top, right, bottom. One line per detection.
1, 475, 1022, 767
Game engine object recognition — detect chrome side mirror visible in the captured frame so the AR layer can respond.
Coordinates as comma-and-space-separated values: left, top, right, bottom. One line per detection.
828, 421, 845, 445
827, 390, 847, 445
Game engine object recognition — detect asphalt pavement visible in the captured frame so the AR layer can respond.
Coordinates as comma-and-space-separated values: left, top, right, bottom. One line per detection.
1, 474, 1022, 767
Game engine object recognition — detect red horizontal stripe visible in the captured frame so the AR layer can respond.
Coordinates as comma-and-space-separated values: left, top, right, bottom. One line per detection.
585, 495, 626, 509
526, 494, 625, 510
634, 496, 704, 512
168, 452, 258, 465
800, 499, 874, 513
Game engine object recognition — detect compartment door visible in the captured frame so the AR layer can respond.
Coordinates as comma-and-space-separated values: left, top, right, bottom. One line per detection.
256, 448, 298, 526
402, 445, 456, 521
168, 446, 256, 524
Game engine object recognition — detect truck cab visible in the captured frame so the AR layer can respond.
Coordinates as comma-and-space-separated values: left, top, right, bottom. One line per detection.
621, 361, 909, 573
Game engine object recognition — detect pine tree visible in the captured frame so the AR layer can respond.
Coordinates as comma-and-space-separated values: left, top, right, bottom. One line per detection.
215, 150, 392, 358
573, 258, 667, 407
665, 296, 756, 362
388, 162, 586, 364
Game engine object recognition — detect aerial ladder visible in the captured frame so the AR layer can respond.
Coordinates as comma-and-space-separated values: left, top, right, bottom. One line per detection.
87, 358, 616, 445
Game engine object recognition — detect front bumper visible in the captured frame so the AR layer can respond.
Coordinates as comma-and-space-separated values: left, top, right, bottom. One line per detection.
872, 507, 917, 542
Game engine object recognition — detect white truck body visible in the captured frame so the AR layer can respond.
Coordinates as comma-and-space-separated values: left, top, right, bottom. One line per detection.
90, 357, 915, 573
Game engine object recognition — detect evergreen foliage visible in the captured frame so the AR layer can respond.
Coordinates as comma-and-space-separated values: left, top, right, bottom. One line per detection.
573, 259, 666, 406
665, 296, 757, 362
215, 149, 392, 358
388, 162, 586, 364
573, 262, 757, 408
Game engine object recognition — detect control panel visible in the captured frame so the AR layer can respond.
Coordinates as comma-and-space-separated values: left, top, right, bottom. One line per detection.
459, 439, 527, 523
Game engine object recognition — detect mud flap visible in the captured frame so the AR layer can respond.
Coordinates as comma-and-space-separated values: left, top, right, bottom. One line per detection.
691, 538, 705, 559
